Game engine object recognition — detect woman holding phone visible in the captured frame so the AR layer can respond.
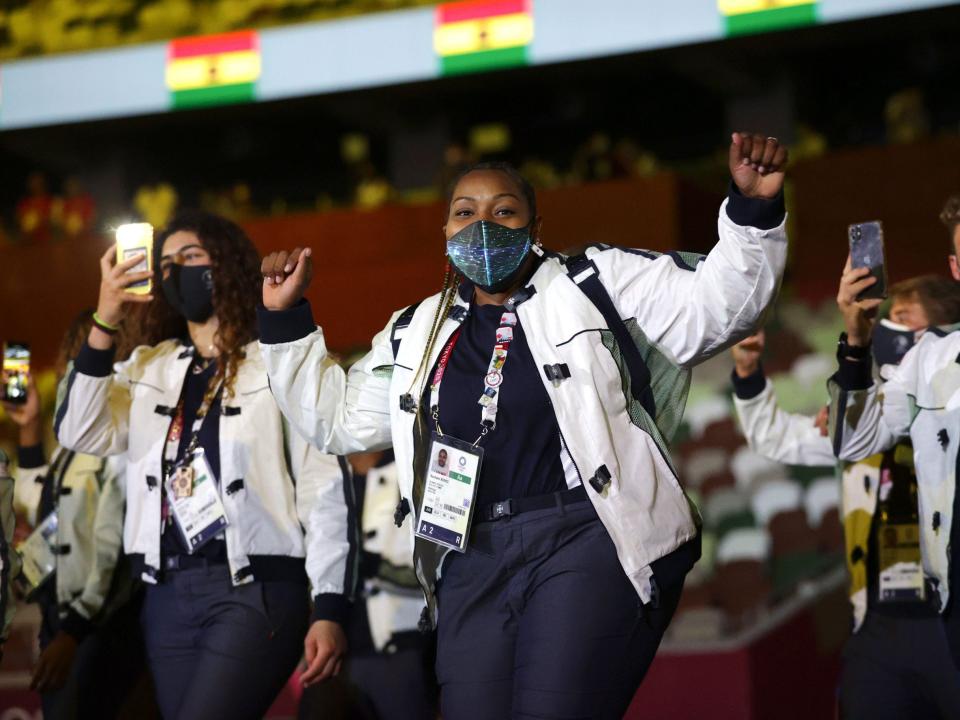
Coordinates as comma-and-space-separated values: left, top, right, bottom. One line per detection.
258, 133, 789, 718
55, 211, 356, 719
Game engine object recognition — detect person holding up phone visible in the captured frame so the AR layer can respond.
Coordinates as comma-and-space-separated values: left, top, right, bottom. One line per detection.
55, 211, 357, 720
258, 133, 789, 718
2, 311, 150, 719
827, 197, 960, 718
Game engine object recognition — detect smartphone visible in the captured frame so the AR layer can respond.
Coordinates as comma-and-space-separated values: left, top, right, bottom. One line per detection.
116, 223, 153, 295
2, 342, 30, 404
849, 220, 887, 300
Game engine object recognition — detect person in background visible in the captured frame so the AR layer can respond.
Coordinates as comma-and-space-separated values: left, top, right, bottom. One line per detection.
55, 211, 356, 720
259, 132, 788, 718
827, 197, 960, 718
301, 449, 435, 720
0, 450, 19, 662
2, 310, 149, 718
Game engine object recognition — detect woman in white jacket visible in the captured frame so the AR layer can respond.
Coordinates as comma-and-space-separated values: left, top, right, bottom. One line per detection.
3, 310, 147, 718
55, 211, 356, 720
259, 133, 789, 719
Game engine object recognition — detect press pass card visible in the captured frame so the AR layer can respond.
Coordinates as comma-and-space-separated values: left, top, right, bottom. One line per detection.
18, 511, 59, 595
415, 435, 482, 552
166, 449, 228, 553
878, 523, 926, 603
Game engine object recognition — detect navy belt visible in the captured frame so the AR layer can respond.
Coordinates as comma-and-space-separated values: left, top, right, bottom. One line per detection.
476, 485, 588, 524
162, 554, 226, 572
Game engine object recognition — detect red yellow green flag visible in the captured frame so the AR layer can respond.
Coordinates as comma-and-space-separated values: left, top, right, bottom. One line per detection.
434, 0, 534, 76
166, 30, 260, 109
720, 0, 818, 37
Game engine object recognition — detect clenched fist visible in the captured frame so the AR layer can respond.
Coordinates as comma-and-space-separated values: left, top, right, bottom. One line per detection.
262, 247, 313, 311
729, 132, 788, 200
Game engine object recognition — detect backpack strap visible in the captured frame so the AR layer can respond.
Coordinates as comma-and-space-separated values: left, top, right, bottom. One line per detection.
565, 253, 656, 420
391, 301, 422, 360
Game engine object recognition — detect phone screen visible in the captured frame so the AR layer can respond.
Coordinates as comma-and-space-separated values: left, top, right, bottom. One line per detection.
116, 223, 154, 295
122, 247, 149, 288
2, 342, 30, 404
849, 221, 887, 300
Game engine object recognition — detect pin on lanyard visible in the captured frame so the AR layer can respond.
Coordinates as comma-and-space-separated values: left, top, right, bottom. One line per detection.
430, 310, 519, 446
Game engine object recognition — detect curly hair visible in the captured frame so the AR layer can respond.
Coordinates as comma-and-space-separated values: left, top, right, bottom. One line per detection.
941, 195, 960, 252
133, 210, 261, 404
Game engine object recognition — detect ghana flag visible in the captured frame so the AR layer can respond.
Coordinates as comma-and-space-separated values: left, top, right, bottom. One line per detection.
720, 0, 818, 37
166, 30, 261, 109
434, 0, 534, 76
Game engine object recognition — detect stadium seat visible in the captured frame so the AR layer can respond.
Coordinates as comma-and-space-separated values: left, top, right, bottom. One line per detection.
730, 446, 787, 493
681, 447, 728, 490
704, 488, 755, 539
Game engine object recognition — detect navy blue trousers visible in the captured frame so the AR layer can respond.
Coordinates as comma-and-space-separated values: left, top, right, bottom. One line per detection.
142, 564, 309, 720
435, 498, 696, 720
840, 611, 960, 719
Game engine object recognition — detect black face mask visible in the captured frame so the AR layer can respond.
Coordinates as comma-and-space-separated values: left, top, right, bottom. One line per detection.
162, 264, 215, 323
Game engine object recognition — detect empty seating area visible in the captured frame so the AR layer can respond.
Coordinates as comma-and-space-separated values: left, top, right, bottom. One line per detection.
0, 0, 436, 60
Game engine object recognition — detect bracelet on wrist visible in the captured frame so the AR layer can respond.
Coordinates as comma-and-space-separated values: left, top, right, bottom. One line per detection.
92, 312, 119, 335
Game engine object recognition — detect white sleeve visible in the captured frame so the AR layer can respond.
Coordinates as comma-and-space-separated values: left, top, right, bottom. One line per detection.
260, 305, 396, 455
69, 456, 127, 623
828, 355, 913, 462
587, 197, 787, 367
733, 379, 836, 466
288, 425, 357, 602
54, 351, 133, 458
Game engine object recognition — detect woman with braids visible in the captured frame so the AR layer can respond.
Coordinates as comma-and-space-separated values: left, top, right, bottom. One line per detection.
259, 132, 790, 719
55, 211, 356, 719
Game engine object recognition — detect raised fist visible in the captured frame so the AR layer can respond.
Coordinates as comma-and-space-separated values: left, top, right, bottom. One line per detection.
729, 132, 788, 200
262, 247, 313, 311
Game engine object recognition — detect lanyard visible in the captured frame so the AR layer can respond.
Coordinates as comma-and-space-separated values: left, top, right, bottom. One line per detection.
163, 371, 223, 475
429, 310, 519, 446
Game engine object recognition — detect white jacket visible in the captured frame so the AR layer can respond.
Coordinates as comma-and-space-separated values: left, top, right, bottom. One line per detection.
733, 374, 887, 630
260, 196, 787, 606
55, 339, 356, 613
830, 328, 960, 613
14, 447, 128, 635
733, 378, 836, 466
360, 459, 424, 651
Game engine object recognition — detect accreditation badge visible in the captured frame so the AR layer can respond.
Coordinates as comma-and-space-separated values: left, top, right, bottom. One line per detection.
415, 434, 482, 553
17, 511, 59, 597
878, 522, 925, 603
165, 448, 228, 553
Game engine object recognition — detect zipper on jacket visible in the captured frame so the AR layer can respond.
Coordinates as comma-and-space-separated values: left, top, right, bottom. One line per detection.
556, 419, 585, 488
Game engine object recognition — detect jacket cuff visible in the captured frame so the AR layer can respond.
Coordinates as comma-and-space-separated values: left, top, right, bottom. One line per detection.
74, 342, 115, 378
59, 608, 95, 641
833, 333, 874, 390
17, 444, 45, 470
311, 592, 351, 627
731, 365, 766, 400
257, 300, 316, 345
725, 182, 786, 231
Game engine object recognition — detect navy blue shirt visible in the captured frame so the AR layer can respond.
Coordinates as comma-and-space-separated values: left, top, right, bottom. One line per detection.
161, 355, 224, 559
432, 301, 567, 507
